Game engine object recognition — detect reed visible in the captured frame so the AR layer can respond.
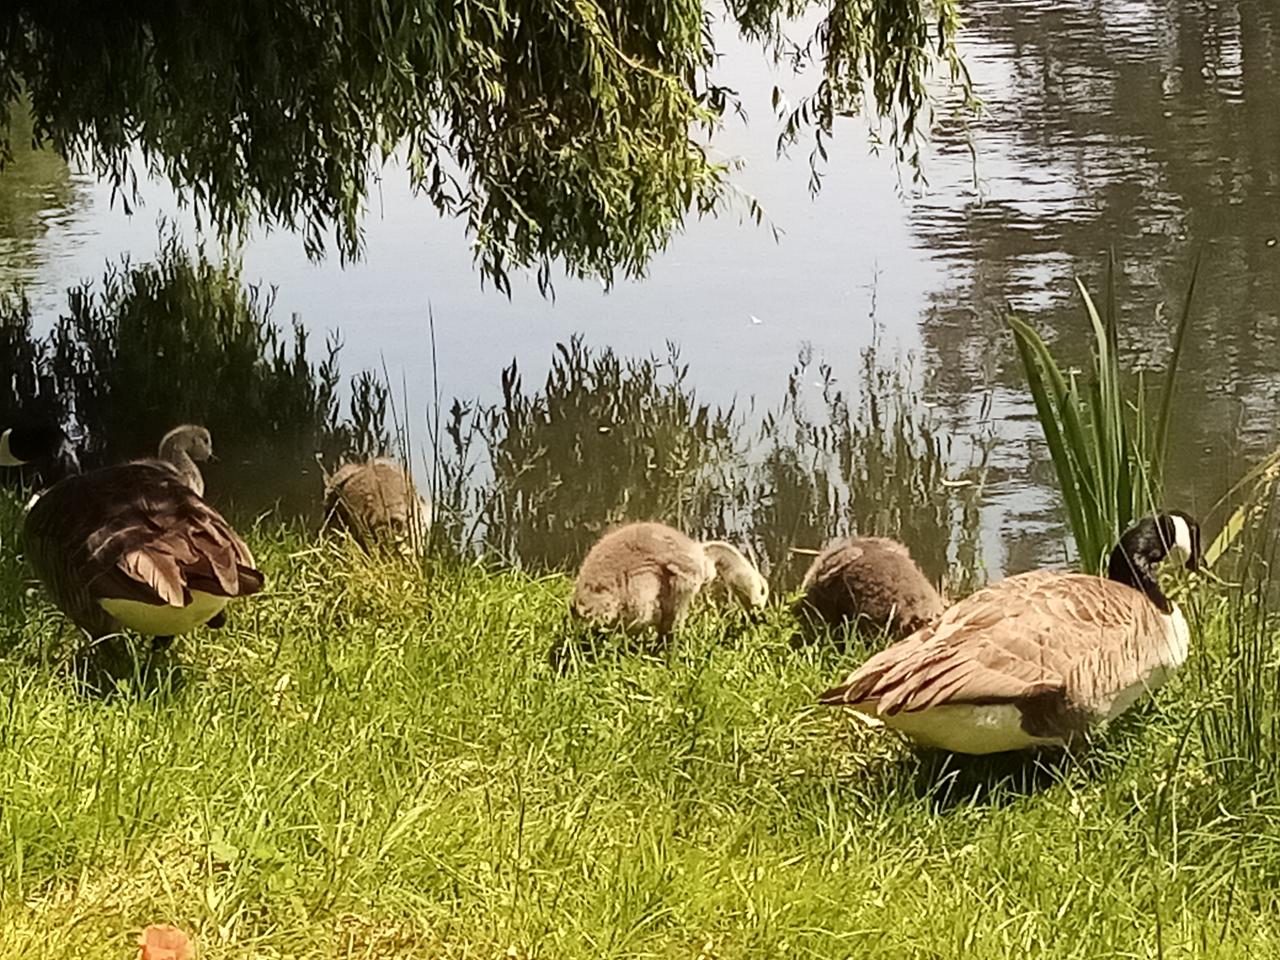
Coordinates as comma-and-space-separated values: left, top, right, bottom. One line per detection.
446, 335, 739, 569
735, 335, 989, 593
1008, 253, 1198, 573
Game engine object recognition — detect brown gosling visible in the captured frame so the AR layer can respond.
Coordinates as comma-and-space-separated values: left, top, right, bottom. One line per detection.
322, 457, 431, 552
571, 521, 768, 640
795, 536, 943, 642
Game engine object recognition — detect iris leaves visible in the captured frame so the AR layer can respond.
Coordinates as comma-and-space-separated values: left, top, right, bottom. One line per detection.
1009, 254, 1198, 574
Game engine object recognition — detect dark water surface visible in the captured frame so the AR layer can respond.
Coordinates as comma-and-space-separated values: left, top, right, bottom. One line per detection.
2, 0, 1277, 577
917, 0, 1280, 572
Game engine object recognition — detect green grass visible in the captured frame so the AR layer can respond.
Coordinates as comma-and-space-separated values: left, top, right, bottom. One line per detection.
1, 503, 1280, 957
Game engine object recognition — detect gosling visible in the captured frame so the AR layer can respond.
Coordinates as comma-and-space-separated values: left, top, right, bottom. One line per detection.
155, 424, 215, 496
571, 521, 768, 639
794, 536, 943, 642
321, 457, 431, 552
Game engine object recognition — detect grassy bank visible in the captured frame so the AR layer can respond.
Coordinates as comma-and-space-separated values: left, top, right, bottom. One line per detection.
1, 505, 1279, 958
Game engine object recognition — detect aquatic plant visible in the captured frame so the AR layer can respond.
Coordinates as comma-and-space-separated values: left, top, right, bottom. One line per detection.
450, 336, 738, 569
1008, 254, 1198, 573
0, 291, 61, 430
736, 336, 989, 593
1009, 252, 1280, 576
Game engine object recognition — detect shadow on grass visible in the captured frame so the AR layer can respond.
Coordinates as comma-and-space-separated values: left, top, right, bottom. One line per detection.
66, 637, 189, 701
787, 607, 901, 653
906, 748, 1083, 811
546, 610, 765, 675
837, 715, 1156, 814
547, 623, 660, 674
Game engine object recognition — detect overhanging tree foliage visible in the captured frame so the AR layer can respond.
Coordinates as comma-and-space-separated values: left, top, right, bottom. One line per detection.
0, 1, 965, 292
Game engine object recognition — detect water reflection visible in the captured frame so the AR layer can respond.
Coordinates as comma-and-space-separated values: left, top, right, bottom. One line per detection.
439, 335, 988, 592
439, 337, 739, 569
0, 238, 390, 519
0, 108, 81, 293
5, 1, 1280, 572
3, 238, 984, 583
918, 0, 1280, 548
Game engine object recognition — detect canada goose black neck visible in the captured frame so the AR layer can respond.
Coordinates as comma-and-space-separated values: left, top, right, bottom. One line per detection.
1107, 511, 1200, 614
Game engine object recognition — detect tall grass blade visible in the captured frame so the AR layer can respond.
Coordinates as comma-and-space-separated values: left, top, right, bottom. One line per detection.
1008, 315, 1092, 563
1154, 251, 1201, 470
1203, 446, 1280, 569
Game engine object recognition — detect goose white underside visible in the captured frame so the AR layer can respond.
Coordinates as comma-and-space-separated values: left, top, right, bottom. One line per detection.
0, 429, 18, 466
856, 703, 1065, 754
98, 591, 229, 636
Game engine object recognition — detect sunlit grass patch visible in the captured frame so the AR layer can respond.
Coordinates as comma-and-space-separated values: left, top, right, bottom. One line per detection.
0, 509, 1279, 957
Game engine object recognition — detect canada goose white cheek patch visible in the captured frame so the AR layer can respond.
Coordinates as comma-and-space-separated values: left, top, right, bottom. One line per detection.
1169, 514, 1194, 565
98, 591, 230, 636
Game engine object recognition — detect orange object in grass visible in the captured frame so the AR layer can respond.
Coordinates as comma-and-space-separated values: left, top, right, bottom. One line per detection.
138, 924, 191, 960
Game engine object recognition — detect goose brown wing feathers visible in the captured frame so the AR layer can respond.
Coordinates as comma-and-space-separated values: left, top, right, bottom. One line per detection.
24, 462, 263, 634
820, 570, 1163, 715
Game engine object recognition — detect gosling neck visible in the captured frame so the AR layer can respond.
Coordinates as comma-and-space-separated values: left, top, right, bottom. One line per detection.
701, 540, 766, 607
701, 540, 746, 576
157, 436, 204, 497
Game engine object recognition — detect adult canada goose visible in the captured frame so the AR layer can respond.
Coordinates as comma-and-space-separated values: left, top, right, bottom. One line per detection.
819, 512, 1200, 754
1, 424, 264, 660
321, 457, 430, 551
795, 536, 944, 641
571, 521, 768, 638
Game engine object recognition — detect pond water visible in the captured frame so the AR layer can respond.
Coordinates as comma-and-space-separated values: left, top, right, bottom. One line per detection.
2, 0, 1277, 578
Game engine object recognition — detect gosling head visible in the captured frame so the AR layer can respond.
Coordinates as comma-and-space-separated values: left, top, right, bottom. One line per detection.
159, 424, 215, 462
702, 541, 770, 610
